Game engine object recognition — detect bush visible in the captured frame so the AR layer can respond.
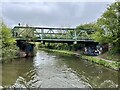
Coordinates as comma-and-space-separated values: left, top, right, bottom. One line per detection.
2, 45, 19, 62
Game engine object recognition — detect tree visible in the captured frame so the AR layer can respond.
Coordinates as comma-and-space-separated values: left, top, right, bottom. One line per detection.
0, 21, 19, 61
1, 22, 15, 47
91, 2, 120, 52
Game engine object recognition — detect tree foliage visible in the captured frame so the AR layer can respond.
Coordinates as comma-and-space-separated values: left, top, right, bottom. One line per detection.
0, 22, 18, 61
76, 23, 95, 30
91, 2, 120, 52
1, 22, 15, 47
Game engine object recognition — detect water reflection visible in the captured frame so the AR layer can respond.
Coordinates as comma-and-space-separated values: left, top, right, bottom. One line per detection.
2, 58, 34, 86
32, 51, 88, 88
47, 52, 119, 88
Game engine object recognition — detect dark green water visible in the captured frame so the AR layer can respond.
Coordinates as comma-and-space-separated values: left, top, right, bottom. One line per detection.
0, 50, 119, 88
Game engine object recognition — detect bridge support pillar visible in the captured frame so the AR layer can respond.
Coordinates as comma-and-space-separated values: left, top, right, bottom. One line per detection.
16, 40, 35, 57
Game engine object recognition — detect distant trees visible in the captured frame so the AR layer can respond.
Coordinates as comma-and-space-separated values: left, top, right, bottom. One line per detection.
76, 23, 95, 31
76, 23, 96, 39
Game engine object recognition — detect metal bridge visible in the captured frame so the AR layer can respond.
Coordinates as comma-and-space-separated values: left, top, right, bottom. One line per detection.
12, 25, 96, 44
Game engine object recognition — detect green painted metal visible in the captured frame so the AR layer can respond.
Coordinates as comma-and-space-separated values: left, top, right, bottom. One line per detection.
12, 26, 95, 42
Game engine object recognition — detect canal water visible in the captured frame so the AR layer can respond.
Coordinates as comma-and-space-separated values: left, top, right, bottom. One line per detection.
0, 50, 119, 88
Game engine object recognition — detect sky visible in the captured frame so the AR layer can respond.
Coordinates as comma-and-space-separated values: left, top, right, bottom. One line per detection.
1, 0, 115, 28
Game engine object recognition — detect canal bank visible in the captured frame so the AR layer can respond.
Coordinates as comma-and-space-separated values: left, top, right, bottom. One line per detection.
39, 48, 119, 71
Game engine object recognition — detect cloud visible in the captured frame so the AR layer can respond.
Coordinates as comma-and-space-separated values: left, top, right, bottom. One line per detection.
2, 2, 112, 28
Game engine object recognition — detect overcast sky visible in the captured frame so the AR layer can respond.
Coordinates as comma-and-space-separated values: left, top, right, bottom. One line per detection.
1, 1, 114, 28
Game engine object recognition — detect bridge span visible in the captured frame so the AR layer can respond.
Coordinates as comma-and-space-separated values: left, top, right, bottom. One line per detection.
12, 25, 96, 44
12, 25, 98, 57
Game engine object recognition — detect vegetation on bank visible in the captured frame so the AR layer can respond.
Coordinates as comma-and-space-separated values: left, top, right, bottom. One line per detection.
82, 55, 119, 71
40, 48, 77, 56
1, 22, 18, 63
98, 51, 120, 62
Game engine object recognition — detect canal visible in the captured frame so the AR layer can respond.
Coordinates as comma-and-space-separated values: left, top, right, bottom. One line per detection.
0, 50, 119, 88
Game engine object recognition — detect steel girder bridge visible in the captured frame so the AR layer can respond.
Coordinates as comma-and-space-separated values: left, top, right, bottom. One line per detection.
12, 26, 97, 44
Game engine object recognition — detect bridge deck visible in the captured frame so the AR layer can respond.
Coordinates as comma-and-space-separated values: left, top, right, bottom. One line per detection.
16, 39, 97, 44
14, 26, 75, 30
